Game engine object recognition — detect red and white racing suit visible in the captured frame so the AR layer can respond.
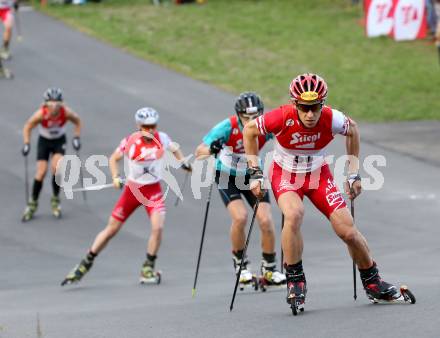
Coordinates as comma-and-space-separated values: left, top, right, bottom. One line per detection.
39, 105, 67, 139
0, 0, 14, 28
111, 131, 172, 222
255, 104, 350, 218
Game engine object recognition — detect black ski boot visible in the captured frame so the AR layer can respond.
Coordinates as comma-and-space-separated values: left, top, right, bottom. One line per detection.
360, 262, 400, 302
285, 261, 307, 315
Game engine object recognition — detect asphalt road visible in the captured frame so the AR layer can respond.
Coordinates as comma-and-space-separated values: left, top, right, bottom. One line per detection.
0, 9, 439, 338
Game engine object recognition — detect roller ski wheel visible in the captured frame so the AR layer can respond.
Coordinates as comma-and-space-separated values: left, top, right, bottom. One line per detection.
290, 299, 305, 316
51, 196, 62, 219
21, 200, 38, 222
400, 285, 416, 304
61, 259, 92, 286
369, 285, 416, 304
238, 274, 258, 291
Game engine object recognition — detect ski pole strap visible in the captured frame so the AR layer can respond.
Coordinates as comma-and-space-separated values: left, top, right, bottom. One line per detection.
347, 174, 361, 189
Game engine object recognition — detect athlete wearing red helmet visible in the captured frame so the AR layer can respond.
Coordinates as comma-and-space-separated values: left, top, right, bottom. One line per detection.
243, 73, 405, 314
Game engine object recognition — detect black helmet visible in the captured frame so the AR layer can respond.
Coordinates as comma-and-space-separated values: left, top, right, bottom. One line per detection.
44, 87, 63, 102
234, 92, 264, 118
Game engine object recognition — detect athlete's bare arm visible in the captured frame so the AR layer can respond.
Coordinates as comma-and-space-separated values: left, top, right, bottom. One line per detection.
109, 149, 123, 180
345, 117, 360, 174
195, 143, 211, 160
170, 142, 192, 171
344, 117, 361, 199
243, 120, 266, 199
243, 120, 262, 168
65, 107, 82, 137
23, 109, 43, 144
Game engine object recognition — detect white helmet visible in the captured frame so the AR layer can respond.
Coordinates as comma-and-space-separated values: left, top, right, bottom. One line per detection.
135, 107, 159, 125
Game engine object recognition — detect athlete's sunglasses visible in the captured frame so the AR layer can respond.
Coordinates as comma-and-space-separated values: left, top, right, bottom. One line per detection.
296, 102, 323, 113
141, 124, 157, 129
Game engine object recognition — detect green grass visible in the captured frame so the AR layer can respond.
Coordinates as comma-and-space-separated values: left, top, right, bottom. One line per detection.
40, 0, 440, 121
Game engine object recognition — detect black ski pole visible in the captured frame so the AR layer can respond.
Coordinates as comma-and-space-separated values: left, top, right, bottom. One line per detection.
24, 155, 29, 202
192, 154, 217, 297
76, 150, 87, 202
351, 199, 357, 300
174, 172, 189, 207
280, 213, 284, 274
230, 200, 259, 311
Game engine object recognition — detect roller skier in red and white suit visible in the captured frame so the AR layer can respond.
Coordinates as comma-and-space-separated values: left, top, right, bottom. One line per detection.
243, 73, 404, 312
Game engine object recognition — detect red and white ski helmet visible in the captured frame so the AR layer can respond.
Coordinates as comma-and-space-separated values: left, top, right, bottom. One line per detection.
289, 73, 328, 104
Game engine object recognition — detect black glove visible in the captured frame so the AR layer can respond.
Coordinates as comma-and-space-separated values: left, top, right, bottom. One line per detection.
22, 143, 30, 156
247, 166, 264, 181
181, 160, 192, 172
247, 166, 266, 200
209, 139, 223, 155
72, 136, 81, 151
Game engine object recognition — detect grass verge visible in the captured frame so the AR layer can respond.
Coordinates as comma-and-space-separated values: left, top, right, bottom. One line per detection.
40, 0, 440, 121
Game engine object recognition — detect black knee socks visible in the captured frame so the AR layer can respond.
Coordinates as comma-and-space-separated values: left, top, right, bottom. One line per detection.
32, 179, 43, 201
145, 253, 157, 268
52, 175, 60, 197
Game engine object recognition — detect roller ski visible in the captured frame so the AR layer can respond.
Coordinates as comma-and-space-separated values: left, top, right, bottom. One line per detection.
361, 263, 416, 305
0, 64, 13, 79
21, 199, 38, 222
0, 47, 11, 60
139, 262, 161, 285
51, 196, 62, 218
285, 265, 306, 316
233, 256, 258, 291
258, 259, 286, 292
61, 258, 93, 286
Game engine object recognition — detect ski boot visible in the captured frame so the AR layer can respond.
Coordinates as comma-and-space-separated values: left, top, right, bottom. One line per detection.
285, 266, 307, 316
360, 263, 416, 304
139, 261, 161, 285
51, 196, 62, 218
61, 258, 93, 286
259, 259, 287, 292
233, 256, 258, 291
0, 65, 13, 79
0, 47, 10, 60
22, 199, 38, 222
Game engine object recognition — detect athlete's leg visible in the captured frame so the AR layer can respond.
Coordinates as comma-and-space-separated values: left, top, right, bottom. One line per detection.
31, 160, 48, 202
91, 185, 141, 254
90, 216, 124, 254
35, 160, 48, 181
2, 10, 13, 55
61, 216, 123, 285
329, 208, 373, 269
227, 199, 248, 252
50, 153, 63, 197
147, 211, 165, 256
278, 192, 305, 265
3, 20, 12, 49
140, 211, 165, 280
242, 189, 275, 254
32, 136, 52, 200
61, 185, 141, 285
255, 202, 275, 254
